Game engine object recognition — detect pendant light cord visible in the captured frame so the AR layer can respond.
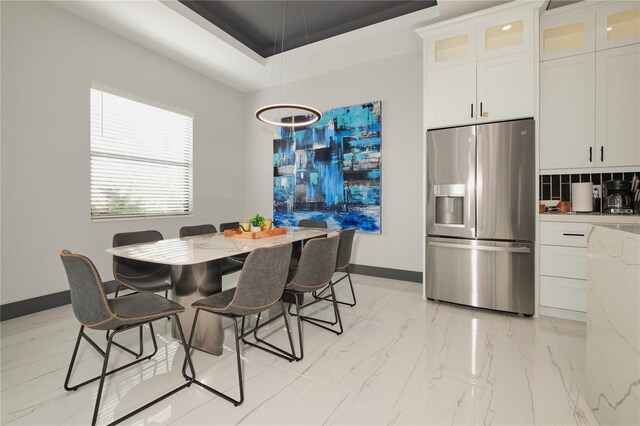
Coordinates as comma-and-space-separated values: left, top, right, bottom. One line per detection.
279, 1, 286, 105
301, 2, 320, 115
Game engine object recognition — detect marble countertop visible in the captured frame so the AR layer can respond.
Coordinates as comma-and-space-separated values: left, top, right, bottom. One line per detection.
539, 212, 640, 224
595, 223, 640, 236
106, 227, 329, 265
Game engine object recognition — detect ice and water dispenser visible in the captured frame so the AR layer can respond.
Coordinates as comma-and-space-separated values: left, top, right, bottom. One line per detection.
433, 184, 465, 225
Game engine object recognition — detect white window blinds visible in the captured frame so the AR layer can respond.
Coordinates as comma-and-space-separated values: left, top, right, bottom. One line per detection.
90, 88, 193, 219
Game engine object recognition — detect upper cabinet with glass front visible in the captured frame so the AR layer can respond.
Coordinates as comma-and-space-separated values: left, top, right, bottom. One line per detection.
596, 1, 640, 50
425, 25, 476, 70
476, 9, 534, 60
540, 6, 596, 61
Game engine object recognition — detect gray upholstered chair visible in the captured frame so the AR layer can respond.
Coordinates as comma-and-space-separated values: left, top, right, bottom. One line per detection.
219, 221, 240, 231
314, 228, 357, 307
291, 219, 328, 264
179, 223, 217, 237
183, 243, 293, 406
219, 222, 249, 263
256, 235, 341, 361
179, 224, 244, 275
112, 230, 172, 298
60, 250, 194, 426
298, 219, 328, 228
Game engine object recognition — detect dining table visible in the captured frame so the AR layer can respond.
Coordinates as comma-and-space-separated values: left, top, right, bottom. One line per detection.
106, 227, 328, 355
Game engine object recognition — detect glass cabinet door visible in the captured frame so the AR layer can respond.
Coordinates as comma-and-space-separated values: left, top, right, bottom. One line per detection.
596, 2, 640, 51
477, 10, 533, 60
540, 8, 595, 61
425, 25, 476, 70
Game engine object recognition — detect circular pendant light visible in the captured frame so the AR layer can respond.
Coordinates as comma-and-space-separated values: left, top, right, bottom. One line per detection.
256, 1, 321, 128
255, 103, 321, 127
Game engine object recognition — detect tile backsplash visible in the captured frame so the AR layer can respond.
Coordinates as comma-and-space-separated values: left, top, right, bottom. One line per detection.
539, 171, 639, 212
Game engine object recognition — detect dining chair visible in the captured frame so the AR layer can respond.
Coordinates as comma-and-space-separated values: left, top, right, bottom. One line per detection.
112, 230, 172, 298
179, 224, 243, 275
60, 250, 195, 426
255, 235, 341, 361
219, 222, 249, 263
314, 228, 357, 307
183, 243, 294, 406
298, 219, 328, 228
290, 219, 328, 266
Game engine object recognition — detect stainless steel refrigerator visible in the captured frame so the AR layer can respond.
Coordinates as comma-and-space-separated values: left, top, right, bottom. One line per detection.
425, 119, 535, 316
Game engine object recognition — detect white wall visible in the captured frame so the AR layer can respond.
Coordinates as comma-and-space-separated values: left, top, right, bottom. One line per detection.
244, 51, 424, 272
0, 1, 246, 304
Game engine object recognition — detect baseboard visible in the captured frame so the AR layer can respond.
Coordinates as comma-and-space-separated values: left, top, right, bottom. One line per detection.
1, 280, 119, 322
349, 264, 423, 283
1, 266, 422, 321
538, 305, 586, 322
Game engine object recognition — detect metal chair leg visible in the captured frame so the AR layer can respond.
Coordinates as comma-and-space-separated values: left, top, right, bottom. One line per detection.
313, 272, 357, 307
242, 302, 297, 362
65, 317, 191, 426
185, 310, 244, 406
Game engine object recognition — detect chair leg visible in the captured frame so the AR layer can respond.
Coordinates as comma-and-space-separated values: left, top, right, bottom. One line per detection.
298, 284, 343, 336
91, 331, 115, 425
106, 325, 144, 358
313, 272, 357, 307
185, 310, 244, 406
65, 317, 191, 426
242, 302, 297, 362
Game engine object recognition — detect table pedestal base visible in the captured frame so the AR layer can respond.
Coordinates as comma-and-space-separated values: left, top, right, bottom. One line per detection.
171, 260, 223, 355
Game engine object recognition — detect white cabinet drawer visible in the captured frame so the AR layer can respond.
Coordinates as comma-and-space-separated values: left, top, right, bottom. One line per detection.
540, 275, 587, 312
540, 245, 587, 280
540, 222, 592, 247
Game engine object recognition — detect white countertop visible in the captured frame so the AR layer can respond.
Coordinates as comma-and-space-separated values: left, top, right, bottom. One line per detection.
539, 213, 640, 224
596, 223, 640, 236
106, 227, 329, 265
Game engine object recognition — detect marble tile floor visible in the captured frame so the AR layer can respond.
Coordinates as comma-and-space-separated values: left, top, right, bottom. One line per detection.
0, 274, 599, 425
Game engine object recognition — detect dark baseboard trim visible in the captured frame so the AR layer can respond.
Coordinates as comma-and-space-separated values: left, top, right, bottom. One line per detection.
1, 281, 119, 322
349, 264, 423, 283
2, 266, 422, 321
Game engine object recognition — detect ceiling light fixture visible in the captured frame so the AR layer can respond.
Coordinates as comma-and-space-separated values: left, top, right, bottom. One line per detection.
255, 1, 321, 128
502, 24, 512, 31
606, 26, 613, 32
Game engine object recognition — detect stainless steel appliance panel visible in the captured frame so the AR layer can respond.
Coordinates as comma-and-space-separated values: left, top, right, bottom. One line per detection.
425, 237, 535, 315
426, 126, 476, 239
476, 119, 535, 241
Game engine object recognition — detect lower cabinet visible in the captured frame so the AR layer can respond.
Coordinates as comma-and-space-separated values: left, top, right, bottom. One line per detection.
539, 222, 591, 314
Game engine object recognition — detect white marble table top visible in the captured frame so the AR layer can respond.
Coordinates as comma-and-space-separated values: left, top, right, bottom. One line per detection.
105, 227, 329, 265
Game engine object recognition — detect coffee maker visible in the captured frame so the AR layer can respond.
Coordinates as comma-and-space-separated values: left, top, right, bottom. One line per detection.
604, 180, 633, 214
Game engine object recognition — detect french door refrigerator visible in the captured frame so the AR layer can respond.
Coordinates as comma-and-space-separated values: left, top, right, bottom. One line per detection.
425, 118, 535, 315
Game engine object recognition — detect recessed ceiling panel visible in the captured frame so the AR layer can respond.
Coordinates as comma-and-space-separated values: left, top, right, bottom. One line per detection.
179, 0, 437, 58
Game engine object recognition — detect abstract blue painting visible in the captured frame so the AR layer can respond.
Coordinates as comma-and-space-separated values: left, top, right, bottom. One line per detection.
273, 101, 381, 233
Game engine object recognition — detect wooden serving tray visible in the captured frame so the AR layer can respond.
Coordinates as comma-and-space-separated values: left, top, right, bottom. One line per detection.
223, 227, 286, 239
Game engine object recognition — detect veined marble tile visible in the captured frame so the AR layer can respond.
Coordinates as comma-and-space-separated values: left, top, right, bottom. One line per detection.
586, 225, 640, 426
1, 274, 600, 425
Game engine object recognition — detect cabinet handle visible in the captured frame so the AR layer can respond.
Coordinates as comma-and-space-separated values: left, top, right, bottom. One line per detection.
589, 147, 592, 162
600, 146, 604, 162
471, 103, 474, 118
480, 102, 483, 117
562, 233, 585, 237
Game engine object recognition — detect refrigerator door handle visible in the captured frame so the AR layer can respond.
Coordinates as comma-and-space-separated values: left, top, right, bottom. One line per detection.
428, 241, 531, 254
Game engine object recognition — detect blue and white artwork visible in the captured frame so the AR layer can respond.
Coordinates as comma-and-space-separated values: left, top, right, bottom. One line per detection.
273, 101, 381, 233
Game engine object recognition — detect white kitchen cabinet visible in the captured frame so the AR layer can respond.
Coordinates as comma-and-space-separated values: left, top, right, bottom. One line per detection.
477, 9, 534, 61
595, 44, 640, 168
476, 51, 534, 122
540, 6, 595, 61
540, 53, 595, 169
595, 1, 640, 51
418, 2, 538, 129
425, 63, 476, 128
539, 222, 591, 314
425, 25, 476, 71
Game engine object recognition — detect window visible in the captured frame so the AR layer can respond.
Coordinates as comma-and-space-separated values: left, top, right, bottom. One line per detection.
90, 88, 193, 219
